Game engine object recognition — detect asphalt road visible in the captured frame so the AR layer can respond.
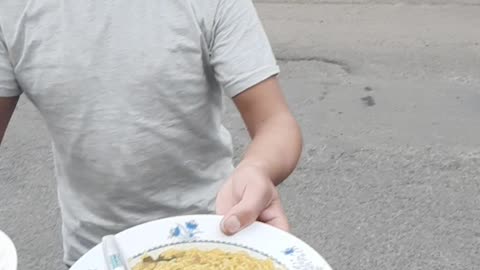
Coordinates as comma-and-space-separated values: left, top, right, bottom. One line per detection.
1, 1, 480, 270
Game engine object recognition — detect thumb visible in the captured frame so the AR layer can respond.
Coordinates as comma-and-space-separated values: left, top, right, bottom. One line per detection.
221, 183, 272, 235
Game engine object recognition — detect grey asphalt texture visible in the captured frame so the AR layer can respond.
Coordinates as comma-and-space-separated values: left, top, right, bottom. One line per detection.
1, 1, 480, 270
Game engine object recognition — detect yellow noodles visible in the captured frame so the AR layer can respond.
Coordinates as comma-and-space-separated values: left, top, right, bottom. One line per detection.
132, 249, 279, 270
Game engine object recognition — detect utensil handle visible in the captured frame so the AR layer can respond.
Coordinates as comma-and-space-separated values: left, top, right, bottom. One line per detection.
102, 235, 128, 270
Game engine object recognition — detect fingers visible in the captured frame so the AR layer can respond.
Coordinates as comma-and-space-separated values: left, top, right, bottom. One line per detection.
215, 180, 235, 215
220, 180, 273, 235
258, 199, 290, 232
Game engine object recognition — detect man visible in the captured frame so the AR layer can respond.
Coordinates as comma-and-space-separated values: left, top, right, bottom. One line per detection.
0, 0, 302, 266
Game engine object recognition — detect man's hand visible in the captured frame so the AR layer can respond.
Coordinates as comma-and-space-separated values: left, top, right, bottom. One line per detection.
216, 164, 289, 235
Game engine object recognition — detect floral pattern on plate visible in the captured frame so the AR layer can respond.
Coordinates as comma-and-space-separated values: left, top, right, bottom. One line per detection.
169, 220, 202, 241
283, 247, 324, 270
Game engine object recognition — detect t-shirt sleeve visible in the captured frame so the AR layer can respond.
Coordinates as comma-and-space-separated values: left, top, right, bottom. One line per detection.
209, 0, 279, 98
0, 26, 21, 97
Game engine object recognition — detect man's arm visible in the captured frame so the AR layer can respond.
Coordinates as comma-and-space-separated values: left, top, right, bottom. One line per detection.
212, 0, 301, 232
233, 76, 302, 185
216, 76, 301, 233
0, 96, 18, 144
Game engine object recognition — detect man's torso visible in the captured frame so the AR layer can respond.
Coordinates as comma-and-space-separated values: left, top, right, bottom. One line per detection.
0, 0, 234, 264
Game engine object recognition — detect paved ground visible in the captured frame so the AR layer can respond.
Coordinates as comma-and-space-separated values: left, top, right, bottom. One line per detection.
1, 1, 480, 270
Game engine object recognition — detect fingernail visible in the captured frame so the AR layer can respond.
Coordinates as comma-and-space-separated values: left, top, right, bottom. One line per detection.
223, 216, 241, 234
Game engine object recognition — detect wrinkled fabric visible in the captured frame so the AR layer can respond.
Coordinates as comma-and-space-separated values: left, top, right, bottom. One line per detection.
0, 0, 278, 265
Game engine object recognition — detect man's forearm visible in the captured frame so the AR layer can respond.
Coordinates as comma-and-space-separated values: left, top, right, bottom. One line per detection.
239, 111, 302, 186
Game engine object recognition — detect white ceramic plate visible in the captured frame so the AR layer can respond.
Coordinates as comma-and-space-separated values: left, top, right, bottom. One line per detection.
0, 230, 17, 270
71, 215, 332, 270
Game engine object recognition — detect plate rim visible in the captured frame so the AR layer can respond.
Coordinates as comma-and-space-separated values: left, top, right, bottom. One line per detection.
74, 214, 332, 270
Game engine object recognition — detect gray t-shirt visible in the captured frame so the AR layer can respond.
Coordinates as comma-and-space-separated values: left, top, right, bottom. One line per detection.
0, 0, 279, 265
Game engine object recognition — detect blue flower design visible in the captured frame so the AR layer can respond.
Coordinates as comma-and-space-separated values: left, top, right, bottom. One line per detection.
186, 221, 198, 231
283, 246, 323, 270
284, 247, 296, 256
170, 226, 181, 237
169, 220, 202, 241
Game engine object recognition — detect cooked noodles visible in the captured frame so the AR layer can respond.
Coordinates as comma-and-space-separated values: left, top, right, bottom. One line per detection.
132, 248, 280, 270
